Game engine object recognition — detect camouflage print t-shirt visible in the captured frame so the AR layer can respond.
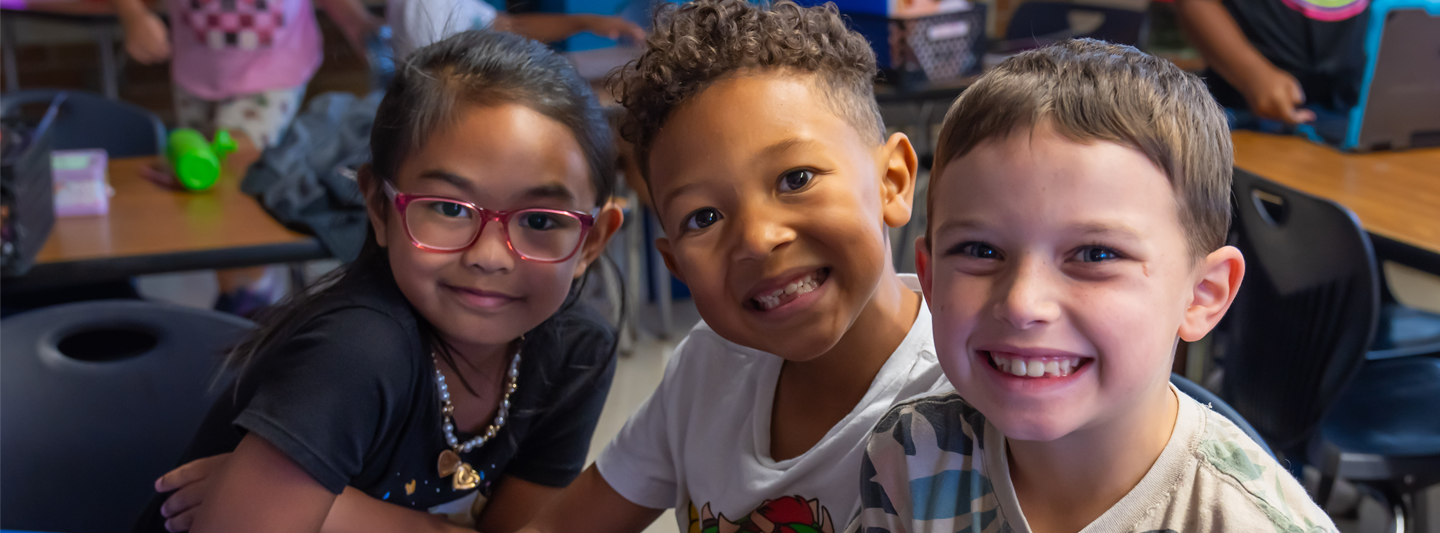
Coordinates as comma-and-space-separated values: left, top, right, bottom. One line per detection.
850, 385, 1337, 533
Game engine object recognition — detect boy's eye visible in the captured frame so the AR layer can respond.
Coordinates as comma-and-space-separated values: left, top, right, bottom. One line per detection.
683, 208, 723, 231
1075, 246, 1122, 263
777, 169, 815, 193
952, 242, 1002, 260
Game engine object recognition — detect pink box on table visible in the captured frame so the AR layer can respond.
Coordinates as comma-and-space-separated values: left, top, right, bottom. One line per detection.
52, 149, 110, 217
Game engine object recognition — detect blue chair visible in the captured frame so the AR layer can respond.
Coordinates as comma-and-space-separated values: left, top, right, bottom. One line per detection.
1, 89, 166, 158
1221, 168, 1440, 528
1, 301, 252, 533
1172, 373, 1275, 460
1004, 2, 1148, 48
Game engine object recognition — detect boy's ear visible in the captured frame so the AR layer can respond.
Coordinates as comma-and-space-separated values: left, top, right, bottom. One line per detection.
357, 164, 389, 248
1178, 245, 1246, 342
655, 237, 686, 285
879, 132, 919, 229
915, 235, 934, 305
572, 202, 625, 279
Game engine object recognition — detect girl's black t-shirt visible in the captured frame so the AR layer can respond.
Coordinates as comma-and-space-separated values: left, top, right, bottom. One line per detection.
132, 260, 618, 530
1207, 0, 1369, 113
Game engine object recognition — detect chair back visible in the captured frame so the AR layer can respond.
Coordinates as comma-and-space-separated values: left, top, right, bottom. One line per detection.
1171, 373, 1276, 459
1218, 168, 1379, 452
1, 89, 166, 158
1004, 2, 1148, 47
1, 301, 253, 533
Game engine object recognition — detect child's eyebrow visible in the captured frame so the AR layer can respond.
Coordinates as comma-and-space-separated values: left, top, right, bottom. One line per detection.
1072, 222, 1143, 241
416, 171, 577, 204
755, 137, 821, 162
519, 183, 578, 203
418, 170, 473, 191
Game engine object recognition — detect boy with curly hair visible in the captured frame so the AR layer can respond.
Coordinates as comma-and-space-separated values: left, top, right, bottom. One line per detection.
520, 0, 949, 532
854, 39, 1336, 533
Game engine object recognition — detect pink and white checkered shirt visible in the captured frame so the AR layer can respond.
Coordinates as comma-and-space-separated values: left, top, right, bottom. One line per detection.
169, 0, 322, 100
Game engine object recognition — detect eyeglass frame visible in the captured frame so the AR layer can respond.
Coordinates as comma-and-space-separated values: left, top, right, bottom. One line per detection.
381, 181, 599, 263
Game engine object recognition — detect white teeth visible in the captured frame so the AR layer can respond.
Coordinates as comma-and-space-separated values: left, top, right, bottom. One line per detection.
753, 272, 823, 311
991, 353, 1083, 378
1026, 361, 1045, 377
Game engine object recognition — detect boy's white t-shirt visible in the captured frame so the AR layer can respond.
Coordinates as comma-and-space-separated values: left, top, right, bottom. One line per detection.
387, 0, 499, 60
596, 274, 951, 532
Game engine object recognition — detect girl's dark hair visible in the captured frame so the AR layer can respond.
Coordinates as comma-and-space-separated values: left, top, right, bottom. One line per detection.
225, 31, 618, 391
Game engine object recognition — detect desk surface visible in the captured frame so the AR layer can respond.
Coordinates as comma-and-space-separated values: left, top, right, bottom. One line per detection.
19, 147, 326, 285
1231, 131, 1440, 260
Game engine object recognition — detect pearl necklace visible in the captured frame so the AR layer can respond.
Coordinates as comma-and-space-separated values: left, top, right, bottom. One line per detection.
431, 349, 520, 490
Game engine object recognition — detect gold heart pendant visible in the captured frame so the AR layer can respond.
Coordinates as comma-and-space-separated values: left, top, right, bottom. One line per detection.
452, 462, 480, 491
438, 450, 461, 478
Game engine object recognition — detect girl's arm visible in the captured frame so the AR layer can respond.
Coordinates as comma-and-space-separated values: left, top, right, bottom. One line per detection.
1173, 0, 1315, 124
190, 434, 337, 533
114, 0, 170, 64
313, 0, 383, 55
324, 474, 567, 533
494, 14, 645, 45
516, 466, 665, 533
320, 488, 476, 533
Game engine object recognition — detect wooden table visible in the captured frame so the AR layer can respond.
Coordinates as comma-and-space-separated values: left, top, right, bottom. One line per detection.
9, 146, 328, 288
1231, 131, 1440, 275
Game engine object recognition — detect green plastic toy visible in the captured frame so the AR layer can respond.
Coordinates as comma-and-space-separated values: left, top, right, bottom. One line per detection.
166, 129, 237, 191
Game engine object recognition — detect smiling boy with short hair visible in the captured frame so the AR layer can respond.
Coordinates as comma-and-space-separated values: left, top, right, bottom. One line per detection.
519, 0, 954, 531
855, 39, 1337, 533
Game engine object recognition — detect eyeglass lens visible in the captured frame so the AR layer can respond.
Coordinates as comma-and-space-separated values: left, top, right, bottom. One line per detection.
404, 199, 584, 260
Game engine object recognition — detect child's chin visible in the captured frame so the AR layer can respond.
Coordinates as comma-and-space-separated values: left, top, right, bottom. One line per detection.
987, 411, 1086, 443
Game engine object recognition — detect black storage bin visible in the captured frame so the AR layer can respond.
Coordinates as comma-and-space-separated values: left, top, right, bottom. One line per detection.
1, 93, 62, 276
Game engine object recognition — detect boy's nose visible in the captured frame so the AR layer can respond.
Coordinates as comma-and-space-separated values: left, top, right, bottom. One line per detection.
730, 211, 797, 262
992, 256, 1061, 329
462, 220, 516, 273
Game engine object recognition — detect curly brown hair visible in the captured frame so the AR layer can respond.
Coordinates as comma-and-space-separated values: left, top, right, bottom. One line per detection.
609, 0, 885, 178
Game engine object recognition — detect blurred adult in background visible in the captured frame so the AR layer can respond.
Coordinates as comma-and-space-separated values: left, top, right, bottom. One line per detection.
1176, 0, 1368, 127
387, 0, 644, 61
117, 0, 383, 316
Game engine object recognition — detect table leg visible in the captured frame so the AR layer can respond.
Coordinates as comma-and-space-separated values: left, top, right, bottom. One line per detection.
3, 18, 19, 93
96, 24, 119, 99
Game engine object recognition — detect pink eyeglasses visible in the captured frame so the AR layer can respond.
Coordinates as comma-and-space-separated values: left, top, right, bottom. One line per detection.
383, 182, 597, 263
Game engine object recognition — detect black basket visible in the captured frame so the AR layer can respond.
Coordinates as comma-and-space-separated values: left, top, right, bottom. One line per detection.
892, 6, 988, 83
1, 93, 62, 277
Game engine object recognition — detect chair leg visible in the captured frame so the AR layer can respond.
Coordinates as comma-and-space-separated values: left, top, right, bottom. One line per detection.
1407, 486, 1431, 533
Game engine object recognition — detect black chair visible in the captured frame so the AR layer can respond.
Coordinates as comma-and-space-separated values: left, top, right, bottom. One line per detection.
1, 89, 166, 158
1172, 373, 1275, 460
1004, 2, 1149, 49
1, 301, 252, 533
1221, 168, 1440, 530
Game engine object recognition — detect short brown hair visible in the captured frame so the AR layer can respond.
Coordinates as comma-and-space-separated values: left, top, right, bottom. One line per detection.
927, 39, 1233, 258
609, 0, 885, 178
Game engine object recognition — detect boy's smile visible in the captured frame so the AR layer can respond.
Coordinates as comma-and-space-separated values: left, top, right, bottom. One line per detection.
919, 122, 1213, 443
646, 71, 916, 361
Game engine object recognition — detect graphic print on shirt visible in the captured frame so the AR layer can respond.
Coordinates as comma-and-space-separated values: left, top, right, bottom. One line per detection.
184, 0, 287, 49
1279, 0, 1368, 21
686, 496, 835, 533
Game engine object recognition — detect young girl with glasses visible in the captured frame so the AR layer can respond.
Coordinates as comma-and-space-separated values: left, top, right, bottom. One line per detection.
132, 30, 624, 533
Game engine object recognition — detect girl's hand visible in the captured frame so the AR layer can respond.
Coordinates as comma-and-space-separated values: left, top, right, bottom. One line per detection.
582, 15, 646, 44
122, 11, 172, 64
155, 454, 232, 532
1239, 66, 1316, 126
